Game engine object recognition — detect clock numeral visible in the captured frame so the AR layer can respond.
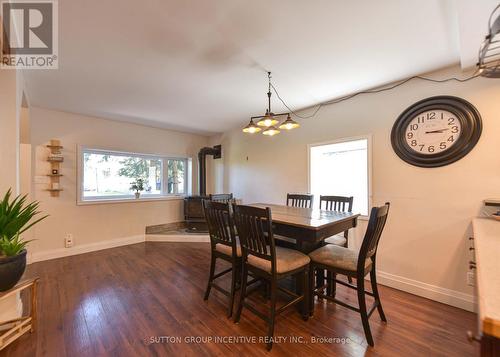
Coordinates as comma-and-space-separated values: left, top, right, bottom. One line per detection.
410, 124, 418, 131
451, 126, 459, 133
407, 132, 414, 139
418, 116, 425, 124
428, 146, 435, 153
447, 135, 454, 142
448, 117, 455, 125
410, 140, 417, 146
427, 112, 436, 120
419, 144, 425, 152
439, 142, 447, 150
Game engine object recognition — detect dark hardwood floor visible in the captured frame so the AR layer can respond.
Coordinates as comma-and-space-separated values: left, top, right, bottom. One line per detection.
3, 242, 478, 356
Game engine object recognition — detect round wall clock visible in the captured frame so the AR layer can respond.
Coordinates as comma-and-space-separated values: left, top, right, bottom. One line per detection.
391, 96, 482, 168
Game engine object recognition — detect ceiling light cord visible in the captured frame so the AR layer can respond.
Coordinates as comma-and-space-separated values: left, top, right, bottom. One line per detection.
270, 72, 481, 120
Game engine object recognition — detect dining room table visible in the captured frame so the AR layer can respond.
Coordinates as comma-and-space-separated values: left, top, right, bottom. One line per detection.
249, 203, 360, 252
248, 203, 360, 292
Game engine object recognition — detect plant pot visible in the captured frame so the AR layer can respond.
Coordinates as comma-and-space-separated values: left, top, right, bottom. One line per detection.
134, 192, 141, 199
0, 249, 27, 292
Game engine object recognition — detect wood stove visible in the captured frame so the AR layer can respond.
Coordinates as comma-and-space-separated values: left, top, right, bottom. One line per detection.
184, 145, 221, 232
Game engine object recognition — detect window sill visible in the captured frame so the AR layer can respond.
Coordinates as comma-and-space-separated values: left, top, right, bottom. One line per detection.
77, 195, 186, 206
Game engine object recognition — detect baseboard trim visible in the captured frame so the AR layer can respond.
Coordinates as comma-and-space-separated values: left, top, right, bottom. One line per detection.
377, 270, 476, 312
28, 235, 146, 264
146, 234, 210, 243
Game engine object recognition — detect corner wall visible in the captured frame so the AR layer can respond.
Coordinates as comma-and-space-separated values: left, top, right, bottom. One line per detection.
28, 107, 209, 262
212, 65, 500, 311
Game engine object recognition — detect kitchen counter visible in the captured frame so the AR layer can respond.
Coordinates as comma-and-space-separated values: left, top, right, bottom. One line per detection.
472, 218, 500, 355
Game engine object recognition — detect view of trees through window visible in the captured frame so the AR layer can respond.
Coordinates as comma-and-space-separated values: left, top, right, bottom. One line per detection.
82, 150, 187, 200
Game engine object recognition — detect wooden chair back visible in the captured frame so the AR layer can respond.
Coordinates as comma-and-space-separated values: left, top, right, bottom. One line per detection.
358, 203, 390, 269
202, 200, 237, 252
319, 195, 353, 212
286, 194, 314, 208
210, 193, 234, 204
233, 205, 276, 271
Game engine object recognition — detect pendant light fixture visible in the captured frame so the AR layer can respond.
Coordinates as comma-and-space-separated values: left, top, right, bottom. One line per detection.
262, 126, 280, 136
243, 72, 299, 135
279, 114, 300, 130
242, 119, 261, 133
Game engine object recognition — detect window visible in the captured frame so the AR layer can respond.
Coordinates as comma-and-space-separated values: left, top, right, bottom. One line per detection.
309, 137, 370, 216
79, 148, 190, 202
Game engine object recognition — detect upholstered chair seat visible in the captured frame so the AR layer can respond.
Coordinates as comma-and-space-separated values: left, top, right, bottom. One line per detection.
215, 238, 242, 257
324, 235, 347, 246
309, 244, 371, 272
248, 246, 310, 274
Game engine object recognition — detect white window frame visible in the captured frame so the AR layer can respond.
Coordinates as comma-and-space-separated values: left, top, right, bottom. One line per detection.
307, 134, 372, 220
77, 146, 192, 205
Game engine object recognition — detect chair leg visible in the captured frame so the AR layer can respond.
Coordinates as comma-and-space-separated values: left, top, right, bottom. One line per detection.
316, 269, 324, 299
357, 277, 374, 347
326, 271, 332, 296
227, 261, 237, 318
267, 278, 277, 351
234, 264, 248, 323
309, 265, 315, 316
302, 268, 309, 321
204, 253, 216, 300
370, 268, 387, 322
344, 233, 353, 284
330, 271, 336, 297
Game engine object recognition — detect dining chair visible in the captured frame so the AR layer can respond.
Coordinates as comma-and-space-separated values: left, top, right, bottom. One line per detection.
320, 195, 354, 289
320, 195, 354, 247
286, 193, 314, 208
209, 193, 234, 204
233, 204, 310, 351
308, 202, 390, 347
202, 200, 241, 318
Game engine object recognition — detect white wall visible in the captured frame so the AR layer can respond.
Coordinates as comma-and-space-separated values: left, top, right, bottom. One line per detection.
29, 107, 209, 261
211, 65, 500, 311
0, 70, 20, 194
0, 69, 24, 322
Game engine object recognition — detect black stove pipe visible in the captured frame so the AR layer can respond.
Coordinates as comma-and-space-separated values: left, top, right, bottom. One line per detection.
198, 145, 221, 196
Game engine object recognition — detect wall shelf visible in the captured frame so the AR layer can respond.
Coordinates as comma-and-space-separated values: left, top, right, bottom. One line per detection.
47, 139, 63, 197
47, 157, 64, 163
484, 199, 500, 207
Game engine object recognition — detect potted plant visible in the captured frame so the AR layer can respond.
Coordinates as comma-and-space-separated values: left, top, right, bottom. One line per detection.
130, 178, 144, 199
0, 189, 47, 291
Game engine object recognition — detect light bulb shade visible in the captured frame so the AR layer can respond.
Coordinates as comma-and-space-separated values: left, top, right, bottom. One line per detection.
257, 113, 279, 127
242, 119, 262, 133
279, 115, 300, 130
262, 126, 280, 136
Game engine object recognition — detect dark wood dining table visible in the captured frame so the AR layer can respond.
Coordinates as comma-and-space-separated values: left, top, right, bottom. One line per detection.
249, 203, 360, 296
249, 203, 360, 253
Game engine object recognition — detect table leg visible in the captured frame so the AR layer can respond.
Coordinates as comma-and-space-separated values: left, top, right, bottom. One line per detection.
30, 281, 38, 333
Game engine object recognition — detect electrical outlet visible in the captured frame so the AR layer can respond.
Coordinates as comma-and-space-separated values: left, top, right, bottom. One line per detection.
467, 271, 475, 286
65, 234, 74, 248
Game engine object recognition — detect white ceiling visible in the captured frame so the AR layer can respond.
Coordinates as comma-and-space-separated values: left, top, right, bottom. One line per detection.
23, 0, 497, 135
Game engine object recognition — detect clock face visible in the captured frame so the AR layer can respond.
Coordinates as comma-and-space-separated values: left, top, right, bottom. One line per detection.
404, 109, 462, 155
391, 96, 482, 168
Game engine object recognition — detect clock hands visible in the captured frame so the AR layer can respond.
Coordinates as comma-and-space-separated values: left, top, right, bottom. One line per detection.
425, 128, 450, 134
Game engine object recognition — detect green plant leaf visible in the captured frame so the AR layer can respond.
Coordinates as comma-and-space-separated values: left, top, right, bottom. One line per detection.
0, 189, 48, 242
